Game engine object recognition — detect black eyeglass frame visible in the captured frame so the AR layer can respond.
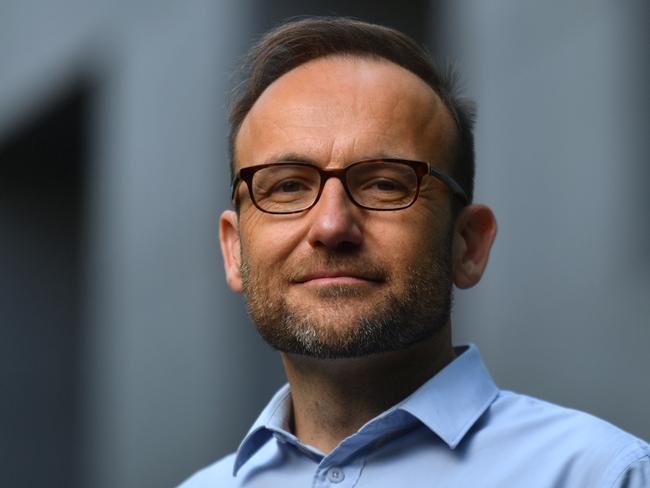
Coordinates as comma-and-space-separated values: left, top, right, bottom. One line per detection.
230, 158, 469, 214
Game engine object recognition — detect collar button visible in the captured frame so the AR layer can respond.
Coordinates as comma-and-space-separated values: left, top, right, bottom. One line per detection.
326, 466, 345, 483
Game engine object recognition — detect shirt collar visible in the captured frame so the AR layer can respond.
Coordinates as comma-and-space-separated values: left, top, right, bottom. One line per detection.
233, 383, 293, 475
233, 344, 498, 475
394, 344, 498, 448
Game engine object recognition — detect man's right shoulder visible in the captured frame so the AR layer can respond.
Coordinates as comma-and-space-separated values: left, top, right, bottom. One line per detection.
177, 452, 237, 488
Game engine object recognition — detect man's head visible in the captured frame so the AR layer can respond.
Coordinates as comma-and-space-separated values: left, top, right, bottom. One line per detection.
220, 18, 496, 359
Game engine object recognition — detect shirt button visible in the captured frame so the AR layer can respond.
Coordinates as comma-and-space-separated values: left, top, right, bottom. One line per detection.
326, 466, 345, 483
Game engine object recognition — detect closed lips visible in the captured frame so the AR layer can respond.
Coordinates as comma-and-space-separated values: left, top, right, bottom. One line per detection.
293, 271, 383, 283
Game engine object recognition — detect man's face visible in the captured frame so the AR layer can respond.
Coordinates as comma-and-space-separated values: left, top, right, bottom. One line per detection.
223, 56, 459, 358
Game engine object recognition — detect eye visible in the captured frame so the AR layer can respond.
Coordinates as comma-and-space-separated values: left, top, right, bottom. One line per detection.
265, 177, 314, 202
274, 180, 304, 193
373, 179, 399, 192
364, 178, 407, 193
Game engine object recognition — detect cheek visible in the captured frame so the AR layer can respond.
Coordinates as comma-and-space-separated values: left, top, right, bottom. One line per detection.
239, 216, 306, 272
365, 220, 422, 270
370, 205, 439, 244
370, 210, 447, 270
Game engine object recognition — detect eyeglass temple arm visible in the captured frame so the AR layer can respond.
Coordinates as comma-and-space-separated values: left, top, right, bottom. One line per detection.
428, 165, 469, 204
230, 175, 241, 201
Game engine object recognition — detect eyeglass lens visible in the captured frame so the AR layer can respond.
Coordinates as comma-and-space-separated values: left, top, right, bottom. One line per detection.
250, 162, 419, 212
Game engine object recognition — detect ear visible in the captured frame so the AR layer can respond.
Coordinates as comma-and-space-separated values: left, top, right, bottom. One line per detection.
219, 210, 243, 293
452, 204, 497, 289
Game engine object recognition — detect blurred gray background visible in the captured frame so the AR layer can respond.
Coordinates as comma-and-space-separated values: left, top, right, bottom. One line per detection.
1, 1, 648, 487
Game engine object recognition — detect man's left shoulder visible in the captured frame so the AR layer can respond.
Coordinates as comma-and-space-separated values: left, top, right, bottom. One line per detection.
492, 390, 646, 444
486, 390, 650, 485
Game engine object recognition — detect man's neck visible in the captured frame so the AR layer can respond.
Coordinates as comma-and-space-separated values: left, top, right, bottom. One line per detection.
280, 323, 456, 454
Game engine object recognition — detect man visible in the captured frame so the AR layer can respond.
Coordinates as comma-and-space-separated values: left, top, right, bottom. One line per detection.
181, 17, 649, 487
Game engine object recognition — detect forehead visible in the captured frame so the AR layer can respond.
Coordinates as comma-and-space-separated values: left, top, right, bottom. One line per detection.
235, 56, 454, 170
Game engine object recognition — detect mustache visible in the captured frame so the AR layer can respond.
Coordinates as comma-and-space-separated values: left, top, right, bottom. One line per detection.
285, 254, 389, 283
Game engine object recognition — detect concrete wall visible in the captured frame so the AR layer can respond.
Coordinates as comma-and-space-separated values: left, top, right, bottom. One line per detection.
436, 0, 650, 440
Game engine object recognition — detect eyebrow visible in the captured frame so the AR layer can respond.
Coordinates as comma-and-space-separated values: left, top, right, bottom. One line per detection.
262, 152, 319, 165
262, 151, 411, 166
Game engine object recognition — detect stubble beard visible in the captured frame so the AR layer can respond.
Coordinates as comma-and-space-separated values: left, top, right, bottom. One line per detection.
241, 233, 454, 359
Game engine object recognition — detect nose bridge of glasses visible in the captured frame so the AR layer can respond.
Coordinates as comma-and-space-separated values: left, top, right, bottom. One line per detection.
316, 167, 354, 204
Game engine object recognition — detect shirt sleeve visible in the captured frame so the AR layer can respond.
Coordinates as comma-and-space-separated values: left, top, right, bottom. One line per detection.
611, 455, 650, 488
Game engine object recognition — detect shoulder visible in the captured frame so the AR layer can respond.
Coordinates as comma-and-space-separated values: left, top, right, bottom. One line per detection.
491, 390, 642, 444
176, 452, 237, 488
484, 390, 650, 486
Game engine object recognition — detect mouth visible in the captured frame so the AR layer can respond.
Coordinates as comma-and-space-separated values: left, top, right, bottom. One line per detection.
292, 271, 384, 286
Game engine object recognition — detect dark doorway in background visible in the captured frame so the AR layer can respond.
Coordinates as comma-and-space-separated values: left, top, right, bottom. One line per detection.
0, 81, 92, 488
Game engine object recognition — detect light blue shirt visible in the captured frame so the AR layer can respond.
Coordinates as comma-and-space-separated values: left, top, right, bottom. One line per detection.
180, 345, 650, 487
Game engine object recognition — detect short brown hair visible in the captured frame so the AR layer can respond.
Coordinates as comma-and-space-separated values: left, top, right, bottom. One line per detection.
228, 16, 476, 204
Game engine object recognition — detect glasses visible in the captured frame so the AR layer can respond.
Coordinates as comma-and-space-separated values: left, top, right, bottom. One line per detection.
230, 158, 468, 214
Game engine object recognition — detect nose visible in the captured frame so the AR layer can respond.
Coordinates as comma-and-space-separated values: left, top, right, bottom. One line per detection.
306, 177, 363, 250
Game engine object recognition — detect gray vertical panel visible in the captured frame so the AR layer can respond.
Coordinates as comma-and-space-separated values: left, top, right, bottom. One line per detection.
434, 0, 650, 440
84, 2, 285, 487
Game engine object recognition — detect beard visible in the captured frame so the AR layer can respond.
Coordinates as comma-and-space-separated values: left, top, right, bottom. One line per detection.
240, 230, 454, 359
